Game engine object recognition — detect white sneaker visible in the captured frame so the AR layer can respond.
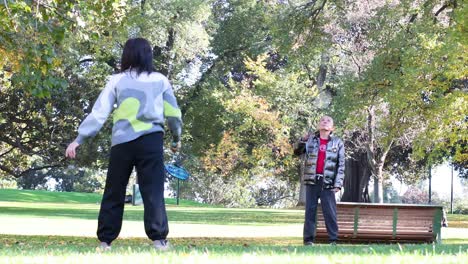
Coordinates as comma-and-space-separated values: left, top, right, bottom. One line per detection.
153, 239, 170, 251
99, 242, 111, 251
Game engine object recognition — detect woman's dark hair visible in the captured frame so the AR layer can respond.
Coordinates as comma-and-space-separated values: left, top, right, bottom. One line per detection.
120, 38, 154, 75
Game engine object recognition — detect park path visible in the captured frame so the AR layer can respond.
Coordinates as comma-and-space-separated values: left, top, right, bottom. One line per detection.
1, 216, 467, 240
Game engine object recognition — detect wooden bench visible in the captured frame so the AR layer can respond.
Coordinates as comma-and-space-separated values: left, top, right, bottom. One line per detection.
314, 202, 443, 243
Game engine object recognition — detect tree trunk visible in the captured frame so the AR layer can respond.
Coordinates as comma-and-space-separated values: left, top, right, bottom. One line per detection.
377, 165, 384, 203
317, 53, 329, 88
153, 27, 176, 77
316, 52, 331, 109
297, 153, 306, 206
374, 164, 384, 203
373, 175, 379, 203
364, 104, 394, 204
341, 150, 371, 202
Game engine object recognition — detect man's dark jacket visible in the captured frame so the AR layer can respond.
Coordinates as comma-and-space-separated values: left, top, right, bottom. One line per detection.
294, 132, 345, 189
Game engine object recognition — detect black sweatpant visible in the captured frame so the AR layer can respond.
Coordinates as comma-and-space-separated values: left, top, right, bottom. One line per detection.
97, 132, 168, 244
303, 178, 338, 243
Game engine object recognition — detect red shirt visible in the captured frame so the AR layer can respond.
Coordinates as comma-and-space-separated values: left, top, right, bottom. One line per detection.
316, 138, 328, 174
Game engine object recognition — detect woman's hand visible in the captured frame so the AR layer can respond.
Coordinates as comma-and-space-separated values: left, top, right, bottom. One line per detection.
65, 142, 80, 159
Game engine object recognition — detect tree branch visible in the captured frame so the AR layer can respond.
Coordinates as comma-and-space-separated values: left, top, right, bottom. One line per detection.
296, 0, 317, 10
0, 147, 15, 158
316, 52, 329, 89
0, 157, 66, 178
366, 106, 377, 173
0, 135, 39, 156
16, 163, 65, 178
0, 164, 16, 176
336, 43, 362, 73
291, 0, 327, 47
380, 139, 394, 165
303, 64, 316, 85
434, 4, 449, 17
3, 0, 18, 31
3, 0, 11, 16
179, 46, 248, 113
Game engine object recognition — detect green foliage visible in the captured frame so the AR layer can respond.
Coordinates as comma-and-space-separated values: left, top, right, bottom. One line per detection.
178, 1, 326, 207
182, 51, 321, 206
0, 0, 129, 96
0, 176, 17, 189
0, 1, 130, 180
0, 64, 112, 178
1, 0, 465, 207
332, 0, 467, 201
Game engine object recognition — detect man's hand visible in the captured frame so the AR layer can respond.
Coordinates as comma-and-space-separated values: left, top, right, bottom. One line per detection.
171, 141, 181, 153
332, 188, 340, 193
65, 142, 80, 159
301, 133, 310, 141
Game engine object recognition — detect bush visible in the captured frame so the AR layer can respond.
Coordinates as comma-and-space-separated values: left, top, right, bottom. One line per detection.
16, 167, 104, 193
383, 184, 402, 204
401, 187, 426, 204
249, 175, 298, 208
0, 176, 17, 189
453, 199, 468, 214
437, 196, 468, 215
184, 171, 257, 208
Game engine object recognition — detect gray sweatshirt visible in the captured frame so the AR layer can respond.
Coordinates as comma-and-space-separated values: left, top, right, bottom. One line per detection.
74, 71, 182, 146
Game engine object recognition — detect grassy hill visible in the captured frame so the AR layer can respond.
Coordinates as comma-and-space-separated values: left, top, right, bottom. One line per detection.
0, 188, 209, 207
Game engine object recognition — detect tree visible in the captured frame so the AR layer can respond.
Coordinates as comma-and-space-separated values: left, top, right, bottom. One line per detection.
0, 0, 213, 182
0, 1, 129, 96
0, 1, 130, 178
0, 66, 112, 178
334, 0, 466, 203
2, 0, 464, 208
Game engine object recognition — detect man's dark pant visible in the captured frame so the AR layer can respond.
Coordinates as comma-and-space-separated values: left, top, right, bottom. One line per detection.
303, 178, 338, 243
97, 132, 168, 244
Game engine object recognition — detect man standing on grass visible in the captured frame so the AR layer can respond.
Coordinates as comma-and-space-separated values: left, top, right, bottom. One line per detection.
294, 115, 345, 245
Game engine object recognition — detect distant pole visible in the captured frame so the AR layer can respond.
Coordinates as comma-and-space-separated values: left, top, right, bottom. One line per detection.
176, 178, 180, 205
428, 166, 432, 204
450, 163, 454, 214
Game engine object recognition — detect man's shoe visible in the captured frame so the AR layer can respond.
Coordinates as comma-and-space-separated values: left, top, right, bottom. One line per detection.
99, 242, 111, 251
153, 239, 171, 251
303, 241, 314, 246
330, 241, 337, 246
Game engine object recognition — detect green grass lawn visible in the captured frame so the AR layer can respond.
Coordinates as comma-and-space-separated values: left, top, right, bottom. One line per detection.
0, 201, 303, 225
0, 235, 467, 264
0, 189, 466, 226
0, 189, 467, 263
0, 189, 303, 225
0, 188, 209, 207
